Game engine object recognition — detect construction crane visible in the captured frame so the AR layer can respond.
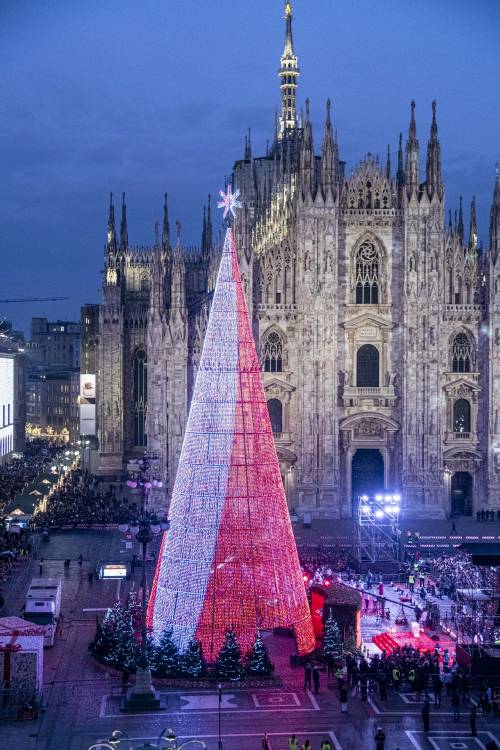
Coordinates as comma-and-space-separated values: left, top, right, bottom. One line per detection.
0, 297, 70, 303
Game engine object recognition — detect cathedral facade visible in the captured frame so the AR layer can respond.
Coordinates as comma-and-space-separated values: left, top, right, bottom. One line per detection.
92, 3, 500, 518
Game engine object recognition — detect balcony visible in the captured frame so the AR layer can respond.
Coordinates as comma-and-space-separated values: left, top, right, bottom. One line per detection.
342, 385, 397, 408
444, 304, 483, 321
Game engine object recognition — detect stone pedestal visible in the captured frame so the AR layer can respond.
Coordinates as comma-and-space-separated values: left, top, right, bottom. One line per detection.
121, 667, 163, 712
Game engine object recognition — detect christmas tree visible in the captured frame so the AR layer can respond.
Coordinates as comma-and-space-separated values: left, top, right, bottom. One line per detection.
215, 626, 243, 680
91, 601, 138, 671
181, 637, 205, 678
147, 186, 315, 661
111, 601, 138, 671
245, 632, 274, 677
155, 628, 181, 678
323, 611, 342, 661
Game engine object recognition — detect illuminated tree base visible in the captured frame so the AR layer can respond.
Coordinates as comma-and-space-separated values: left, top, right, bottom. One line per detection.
147, 223, 315, 661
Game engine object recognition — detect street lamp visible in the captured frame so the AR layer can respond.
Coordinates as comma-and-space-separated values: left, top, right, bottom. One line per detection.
121, 451, 169, 713
88, 728, 207, 750
77, 437, 90, 470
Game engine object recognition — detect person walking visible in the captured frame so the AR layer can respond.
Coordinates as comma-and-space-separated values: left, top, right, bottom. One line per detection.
374, 727, 385, 750
312, 666, 320, 695
433, 674, 443, 707
262, 733, 272, 750
301, 741, 312, 750
408, 573, 415, 593
320, 738, 331, 750
422, 698, 430, 732
340, 684, 348, 714
452, 690, 461, 721
121, 668, 130, 694
451, 520, 457, 535
288, 735, 298, 750
304, 663, 312, 691
39, 558, 44, 576
469, 703, 477, 737
327, 654, 335, 677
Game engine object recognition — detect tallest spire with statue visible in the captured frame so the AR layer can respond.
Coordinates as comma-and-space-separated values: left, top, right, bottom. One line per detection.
147, 185, 315, 662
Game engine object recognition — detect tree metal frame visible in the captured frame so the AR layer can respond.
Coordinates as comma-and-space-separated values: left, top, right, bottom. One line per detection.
356, 492, 401, 565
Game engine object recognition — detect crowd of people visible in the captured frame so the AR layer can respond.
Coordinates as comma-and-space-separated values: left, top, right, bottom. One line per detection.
31, 470, 133, 529
0, 439, 61, 513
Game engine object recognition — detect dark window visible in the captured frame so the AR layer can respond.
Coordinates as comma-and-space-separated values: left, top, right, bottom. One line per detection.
355, 241, 380, 304
453, 398, 471, 433
356, 344, 379, 387
267, 399, 283, 434
451, 332, 473, 373
133, 350, 147, 446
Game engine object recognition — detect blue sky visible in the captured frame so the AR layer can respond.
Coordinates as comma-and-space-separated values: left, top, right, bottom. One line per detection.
0, 0, 499, 332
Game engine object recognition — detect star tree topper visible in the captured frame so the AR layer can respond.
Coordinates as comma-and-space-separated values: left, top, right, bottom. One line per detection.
217, 185, 242, 220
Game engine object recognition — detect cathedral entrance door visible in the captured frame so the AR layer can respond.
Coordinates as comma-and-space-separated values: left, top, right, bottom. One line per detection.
451, 471, 473, 517
351, 448, 384, 517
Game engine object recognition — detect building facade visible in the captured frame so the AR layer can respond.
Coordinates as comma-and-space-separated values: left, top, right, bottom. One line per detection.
93, 3, 500, 518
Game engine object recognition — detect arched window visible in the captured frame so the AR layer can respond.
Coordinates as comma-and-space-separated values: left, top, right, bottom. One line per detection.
451, 332, 473, 373
133, 350, 147, 446
262, 330, 283, 372
140, 273, 150, 293
355, 240, 380, 304
267, 399, 283, 434
453, 398, 471, 433
356, 344, 379, 387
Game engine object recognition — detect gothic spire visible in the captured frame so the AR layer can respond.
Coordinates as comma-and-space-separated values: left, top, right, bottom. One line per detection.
120, 192, 128, 249
300, 98, 315, 197
489, 163, 500, 262
162, 193, 170, 248
405, 100, 420, 193
107, 192, 116, 250
469, 195, 477, 250
321, 98, 336, 196
458, 196, 464, 241
151, 220, 165, 313
278, 1, 300, 139
385, 144, 391, 180
425, 100, 442, 199
448, 209, 453, 235
396, 133, 404, 191
244, 127, 252, 160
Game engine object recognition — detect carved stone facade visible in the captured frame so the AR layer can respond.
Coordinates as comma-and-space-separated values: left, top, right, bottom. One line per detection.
92, 6, 500, 519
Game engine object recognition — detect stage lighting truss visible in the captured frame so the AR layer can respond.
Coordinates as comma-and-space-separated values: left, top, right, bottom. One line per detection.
356, 492, 402, 565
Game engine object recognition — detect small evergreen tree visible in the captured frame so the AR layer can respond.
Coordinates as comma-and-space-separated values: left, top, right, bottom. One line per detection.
181, 637, 205, 678
215, 626, 243, 680
91, 606, 116, 660
96, 601, 138, 671
155, 628, 181, 677
323, 611, 342, 661
245, 632, 274, 676
112, 602, 138, 671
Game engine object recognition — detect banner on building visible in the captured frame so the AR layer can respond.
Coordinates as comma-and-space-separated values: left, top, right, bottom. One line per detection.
79, 403, 96, 436
79, 374, 96, 401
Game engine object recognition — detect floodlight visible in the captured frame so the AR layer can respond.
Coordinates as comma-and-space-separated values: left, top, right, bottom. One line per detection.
360, 505, 370, 514
393, 494, 401, 502
375, 509, 384, 519
375, 494, 383, 502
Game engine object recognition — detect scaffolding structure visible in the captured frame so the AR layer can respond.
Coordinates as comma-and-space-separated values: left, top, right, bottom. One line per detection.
356, 493, 401, 566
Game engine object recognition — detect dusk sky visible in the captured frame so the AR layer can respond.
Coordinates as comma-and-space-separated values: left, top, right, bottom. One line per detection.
1, 0, 499, 333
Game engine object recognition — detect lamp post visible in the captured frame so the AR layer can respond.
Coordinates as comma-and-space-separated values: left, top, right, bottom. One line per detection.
77, 437, 90, 470
120, 451, 169, 712
88, 728, 207, 750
